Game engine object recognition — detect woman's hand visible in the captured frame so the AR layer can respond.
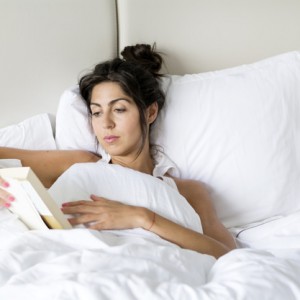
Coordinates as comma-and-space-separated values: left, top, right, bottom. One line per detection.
61, 194, 153, 230
61, 193, 231, 258
0, 177, 15, 208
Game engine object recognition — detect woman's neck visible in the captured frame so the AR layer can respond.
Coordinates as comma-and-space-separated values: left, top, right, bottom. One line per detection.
110, 148, 154, 175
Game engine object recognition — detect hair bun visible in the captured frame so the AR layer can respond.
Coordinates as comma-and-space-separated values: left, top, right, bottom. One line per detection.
121, 44, 163, 76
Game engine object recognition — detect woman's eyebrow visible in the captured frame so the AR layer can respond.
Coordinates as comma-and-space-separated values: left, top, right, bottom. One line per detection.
90, 98, 131, 107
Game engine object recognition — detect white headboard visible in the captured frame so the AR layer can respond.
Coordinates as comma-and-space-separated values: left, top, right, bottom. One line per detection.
1, 0, 300, 128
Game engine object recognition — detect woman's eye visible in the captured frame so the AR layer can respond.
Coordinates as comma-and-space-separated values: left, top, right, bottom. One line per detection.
92, 111, 102, 117
115, 108, 126, 113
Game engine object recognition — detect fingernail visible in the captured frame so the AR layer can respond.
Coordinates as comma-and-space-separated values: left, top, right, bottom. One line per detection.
4, 202, 11, 208
62, 203, 68, 207
8, 196, 15, 202
2, 182, 10, 188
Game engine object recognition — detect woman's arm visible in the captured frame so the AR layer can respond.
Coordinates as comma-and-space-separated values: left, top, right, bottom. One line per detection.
61, 194, 234, 259
173, 178, 237, 251
0, 147, 100, 188
142, 208, 232, 258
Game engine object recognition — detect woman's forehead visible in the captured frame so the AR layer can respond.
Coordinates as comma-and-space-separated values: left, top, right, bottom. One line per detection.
91, 82, 132, 106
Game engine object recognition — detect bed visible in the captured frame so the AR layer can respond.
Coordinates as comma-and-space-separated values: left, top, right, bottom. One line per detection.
1, 0, 300, 299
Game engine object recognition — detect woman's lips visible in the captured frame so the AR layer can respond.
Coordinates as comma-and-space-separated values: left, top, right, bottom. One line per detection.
104, 135, 119, 143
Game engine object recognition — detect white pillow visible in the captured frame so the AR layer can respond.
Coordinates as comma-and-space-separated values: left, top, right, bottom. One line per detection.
49, 161, 202, 233
0, 160, 22, 168
152, 51, 300, 228
55, 86, 106, 155
0, 113, 56, 150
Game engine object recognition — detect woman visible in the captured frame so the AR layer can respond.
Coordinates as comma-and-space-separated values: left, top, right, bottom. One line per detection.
0, 44, 236, 258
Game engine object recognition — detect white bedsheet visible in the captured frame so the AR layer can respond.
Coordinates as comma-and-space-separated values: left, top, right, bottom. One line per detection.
1, 209, 300, 300
230, 209, 300, 250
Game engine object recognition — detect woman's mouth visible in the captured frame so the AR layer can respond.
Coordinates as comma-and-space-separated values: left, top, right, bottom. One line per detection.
104, 135, 119, 143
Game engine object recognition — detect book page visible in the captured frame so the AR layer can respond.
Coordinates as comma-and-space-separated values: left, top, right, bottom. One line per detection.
3, 177, 49, 230
0, 167, 72, 230
18, 181, 52, 215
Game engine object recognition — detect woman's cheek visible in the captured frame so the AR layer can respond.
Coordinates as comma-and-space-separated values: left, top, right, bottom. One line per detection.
92, 121, 100, 135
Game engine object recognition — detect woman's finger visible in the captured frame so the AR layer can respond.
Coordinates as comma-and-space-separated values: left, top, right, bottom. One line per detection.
90, 194, 105, 202
90, 194, 122, 206
0, 188, 15, 207
0, 176, 10, 188
61, 195, 109, 208
68, 213, 102, 226
0, 176, 15, 207
61, 202, 103, 215
61, 200, 95, 207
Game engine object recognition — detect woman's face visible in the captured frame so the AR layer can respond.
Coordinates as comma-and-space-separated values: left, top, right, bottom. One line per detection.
90, 81, 144, 159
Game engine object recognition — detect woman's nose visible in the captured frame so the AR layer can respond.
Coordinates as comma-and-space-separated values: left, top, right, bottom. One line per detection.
102, 113, 114, 129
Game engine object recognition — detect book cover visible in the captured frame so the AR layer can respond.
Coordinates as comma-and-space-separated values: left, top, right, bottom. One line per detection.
0, 167, 72, 230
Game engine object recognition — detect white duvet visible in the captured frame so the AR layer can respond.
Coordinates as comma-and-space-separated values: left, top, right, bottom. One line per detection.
1, 218, 300, 300
1, 161, 300, 299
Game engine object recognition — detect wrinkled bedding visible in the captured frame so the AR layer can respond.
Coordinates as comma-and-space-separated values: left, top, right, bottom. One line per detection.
1, 209, 300, 300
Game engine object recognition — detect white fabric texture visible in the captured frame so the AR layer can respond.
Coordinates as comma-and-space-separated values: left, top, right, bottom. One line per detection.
0, 229, 216, 300
152, 51, 300, 228
0, 113, 56, 150
152, 150, 180, 178
230, 209, 300, 249
0, 159, 22, 169
0, 227, 300, 300
48, 161, 202, 234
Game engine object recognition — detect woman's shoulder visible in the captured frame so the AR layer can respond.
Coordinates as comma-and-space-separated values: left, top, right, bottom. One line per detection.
171, 177, 209, 200
172, 177, 203, 189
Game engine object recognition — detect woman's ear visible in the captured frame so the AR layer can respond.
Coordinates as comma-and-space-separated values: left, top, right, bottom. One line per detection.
147, 102, 159, 124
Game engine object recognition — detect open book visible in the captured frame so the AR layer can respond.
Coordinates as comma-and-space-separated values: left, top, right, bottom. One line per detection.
0, 167, 72, 230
